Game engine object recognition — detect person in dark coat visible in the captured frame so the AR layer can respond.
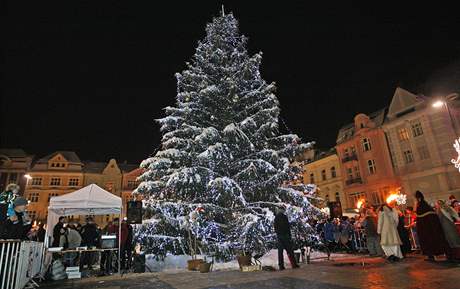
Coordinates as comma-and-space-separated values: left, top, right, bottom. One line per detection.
3, 197, 32, 240
36, 223, 46, 242
52, 216, 66, 247
397, 209, 412, 257
415, 191, 448, 261
80, 217, 100, 269
274, 207, 299, 270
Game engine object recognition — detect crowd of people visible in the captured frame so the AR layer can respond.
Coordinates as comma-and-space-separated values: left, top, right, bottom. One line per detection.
50, 216, 135, 275
317, 191, 460, 263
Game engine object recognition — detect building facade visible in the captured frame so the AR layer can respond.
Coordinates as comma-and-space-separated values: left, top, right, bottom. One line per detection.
0, 149, 33, 194
24, 151, 84, 221
302, 150, 345, 208
336, 109, 400, 211
383, 88, 460, 204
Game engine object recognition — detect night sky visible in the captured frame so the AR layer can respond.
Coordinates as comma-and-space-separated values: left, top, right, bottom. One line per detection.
2, 1, 460, 164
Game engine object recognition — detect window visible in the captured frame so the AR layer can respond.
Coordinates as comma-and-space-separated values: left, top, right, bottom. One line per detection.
28, 192, 39, 202
68, 178, 79, 186
362, 138, 371, 151
9, 173, 18, 183
28, 211, 37, 220
347, 168, 353, 180
321, 170, 327, 181
31, 177, 42, 186
330, 167, 337, 178
344, 148, 349, 157
398, 128, 410, 141
335, 192, 340, 202
351, 146, 356, 154
418, 146, 430, 160
50, 177, 61, 186
106, 182, 114, 192
403, 150, 414, 164
354, 166, 360, 178
411, 122, 424, 137
309, 173, 315, 184
370, 192, 383, 205
127, 180, 139, 189
48, 193, 58, 202
367, 160, 376, 175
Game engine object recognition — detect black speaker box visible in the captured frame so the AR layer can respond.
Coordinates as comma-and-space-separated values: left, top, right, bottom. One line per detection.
127, 201, 142, 224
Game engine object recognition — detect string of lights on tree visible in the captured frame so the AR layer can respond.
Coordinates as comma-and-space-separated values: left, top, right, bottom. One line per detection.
134, 12, 323, 260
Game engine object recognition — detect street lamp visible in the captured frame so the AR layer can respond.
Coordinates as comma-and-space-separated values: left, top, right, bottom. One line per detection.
24, 174, 32, 187
431, 94, 459, 135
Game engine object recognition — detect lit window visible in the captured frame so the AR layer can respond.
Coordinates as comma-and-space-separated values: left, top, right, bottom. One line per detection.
411, 122, 424, 137
354, 166, 360, 178
418, 146, 430, 160
321, 170, 327, 181
403, 150, 414, 164
28, 211, 37, 220
31, 177, 42, 186
362, 138, 372, 151
28, 192, 39, 202
330, 167, 337, 178
398, 128, 410, 141
367, 160, 376, 174
68, 178, 79, 186
347, 168, 353, 179
50, 177, 61, 186
127, 180, 139, 189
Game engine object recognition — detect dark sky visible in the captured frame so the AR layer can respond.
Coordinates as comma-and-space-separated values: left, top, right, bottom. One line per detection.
2, 1, 460, 164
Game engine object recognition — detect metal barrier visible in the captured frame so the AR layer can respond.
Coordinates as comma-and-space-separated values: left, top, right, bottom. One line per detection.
0, 240, 44, 289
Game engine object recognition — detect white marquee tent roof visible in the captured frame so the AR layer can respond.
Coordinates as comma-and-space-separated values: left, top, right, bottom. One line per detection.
45, 184, 122, 247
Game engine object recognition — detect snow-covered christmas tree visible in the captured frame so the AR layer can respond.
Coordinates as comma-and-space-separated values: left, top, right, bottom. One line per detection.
135, 12, 323, 260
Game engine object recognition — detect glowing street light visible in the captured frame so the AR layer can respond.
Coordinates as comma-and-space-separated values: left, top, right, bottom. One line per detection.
432, 100, 445, 108
24, 174, 32, 180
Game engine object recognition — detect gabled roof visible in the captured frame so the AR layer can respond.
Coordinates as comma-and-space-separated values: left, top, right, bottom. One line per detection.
0, 149, 28, 158
336, 108, 387, 144
83, 162, 108, 173
37, 151, 82, 164
119, 163, 140, 173
387, 87, 421, 117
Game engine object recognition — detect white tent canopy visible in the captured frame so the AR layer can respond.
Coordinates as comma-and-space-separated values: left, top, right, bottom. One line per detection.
45, 184, 122, 247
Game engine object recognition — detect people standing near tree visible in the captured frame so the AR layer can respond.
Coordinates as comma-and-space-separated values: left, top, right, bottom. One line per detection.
378, 203, 403, 262
435, 200, 460, 261
274, 207, 299, 270
362, 207, 383, 257
52, 216, 66, 247
415, 191, 448, 261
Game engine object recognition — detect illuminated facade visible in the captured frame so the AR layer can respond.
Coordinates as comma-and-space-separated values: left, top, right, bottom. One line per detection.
383, 88, 460, 204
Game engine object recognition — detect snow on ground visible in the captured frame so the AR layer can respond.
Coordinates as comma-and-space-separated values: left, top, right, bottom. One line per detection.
145, 250, 352, 273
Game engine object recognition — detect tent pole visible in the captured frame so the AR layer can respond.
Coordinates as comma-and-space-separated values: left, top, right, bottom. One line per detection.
118, 207, 122, 275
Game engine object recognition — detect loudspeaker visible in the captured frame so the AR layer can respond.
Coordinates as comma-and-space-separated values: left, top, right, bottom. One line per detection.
328, 201, 342, 218
127, 201, 142, 224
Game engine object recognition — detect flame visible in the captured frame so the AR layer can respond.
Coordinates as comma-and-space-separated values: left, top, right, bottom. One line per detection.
386, 193, 399, 204
356, 199, 365, 209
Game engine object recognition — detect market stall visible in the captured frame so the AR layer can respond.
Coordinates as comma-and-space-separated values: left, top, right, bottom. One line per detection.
44, 184, 123, 276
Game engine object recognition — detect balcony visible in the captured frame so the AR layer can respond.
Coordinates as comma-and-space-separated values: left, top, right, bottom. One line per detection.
345, 177, 363, 186
341, 153, 358, 163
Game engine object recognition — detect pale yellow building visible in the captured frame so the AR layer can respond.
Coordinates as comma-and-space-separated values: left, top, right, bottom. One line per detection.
25, 151, 84, 221
383, 88, 460, 204
302, 150, 346, 208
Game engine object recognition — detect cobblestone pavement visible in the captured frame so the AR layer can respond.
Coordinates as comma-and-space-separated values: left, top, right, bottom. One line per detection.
40, 255, 460, 289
